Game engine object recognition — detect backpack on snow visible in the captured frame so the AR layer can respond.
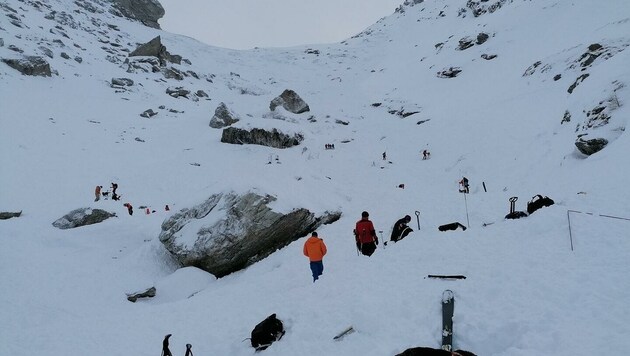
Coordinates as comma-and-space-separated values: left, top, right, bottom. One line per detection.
250, 313, 285, 351
527, 195, 554, 215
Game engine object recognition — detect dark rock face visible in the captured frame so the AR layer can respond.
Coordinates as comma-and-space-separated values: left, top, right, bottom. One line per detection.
158, 192, 341, 278
209, 102, 239, 128
575, 137, 608, 155
129, 36, 180, 65
0, 211, 22, 220
2, 56, 51, 76
110, 0, 164, 29
221, 127, 303, 149
269, 89, 310, 114
52, 208, 116, 229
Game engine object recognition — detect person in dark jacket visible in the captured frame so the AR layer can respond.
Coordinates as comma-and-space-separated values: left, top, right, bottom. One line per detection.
390, 215, 413, 242
162, 334, 173, 356
303, 231, 327, 282
354, 211, 378, 256
184, 343, 193, 356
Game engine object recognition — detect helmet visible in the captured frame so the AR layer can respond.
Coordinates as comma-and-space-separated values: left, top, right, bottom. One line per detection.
362, 211, 369, 218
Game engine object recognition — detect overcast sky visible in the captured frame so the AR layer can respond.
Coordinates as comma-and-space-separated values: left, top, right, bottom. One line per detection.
158, 0, 403, 50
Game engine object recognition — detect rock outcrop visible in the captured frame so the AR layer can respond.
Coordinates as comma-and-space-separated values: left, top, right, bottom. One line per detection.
2, 56, 51, 76
221, 127, 303, 148
0, 211, 22, 220
159, 191, 341, 277
52, 208, 116, 229
575, 136, 608, 156
209, 102, 239, 128
126, 286, 156, 302
269, 89, 310, 114
129, 36, 181, 65
110, 0, 164, 29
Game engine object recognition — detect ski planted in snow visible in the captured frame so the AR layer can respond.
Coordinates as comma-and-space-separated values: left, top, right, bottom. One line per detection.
441, 289, 454, 351
333, 326, 355, 340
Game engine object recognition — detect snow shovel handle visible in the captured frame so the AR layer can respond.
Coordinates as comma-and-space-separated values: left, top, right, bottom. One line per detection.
415, 211, 421, 230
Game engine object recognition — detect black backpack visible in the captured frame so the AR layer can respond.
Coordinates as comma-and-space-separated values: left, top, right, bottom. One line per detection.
250, 313, 285, 351
527, 195, 554, 215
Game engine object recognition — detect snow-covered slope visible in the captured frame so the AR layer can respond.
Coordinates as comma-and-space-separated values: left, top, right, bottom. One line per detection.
1, 0, 629, 355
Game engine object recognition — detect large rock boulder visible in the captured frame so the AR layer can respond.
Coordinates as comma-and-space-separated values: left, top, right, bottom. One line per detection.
269, 89, 310, 114
110, 0, 164, 29
2, 56, 51, 76
158, 191, 341, 278
129, 36, 181, 65
575, 136, 608, 156
52, 208, 116, 229
221, 127, 303, 148
209, 102, 239, 128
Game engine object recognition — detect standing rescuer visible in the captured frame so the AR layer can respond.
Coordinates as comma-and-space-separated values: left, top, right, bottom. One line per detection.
303, 231, 327, 282
354, 211, 378, 256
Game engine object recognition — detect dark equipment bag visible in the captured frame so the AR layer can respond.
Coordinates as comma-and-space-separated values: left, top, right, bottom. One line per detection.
527, 195, 555, 215
250, 313, 285, 351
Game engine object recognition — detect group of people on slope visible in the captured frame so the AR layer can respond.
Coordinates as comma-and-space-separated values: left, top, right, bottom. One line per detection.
94, 182, 171, 216
303, 211, 414, 282
94, 182, 119, 202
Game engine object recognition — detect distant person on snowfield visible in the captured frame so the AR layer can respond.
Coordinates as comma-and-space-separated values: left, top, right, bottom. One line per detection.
184, 343, 193, 356
459, 176, 469, 193
383, 152, 387, 160
162, 334, 173, 356
390, 215, 413, 243
422, 149, 431, 160
111, 182, 118, 195
303, 231, 327, 282
123, 203, 133, 216
94, 185, 102, 202
354, 211, 378, 256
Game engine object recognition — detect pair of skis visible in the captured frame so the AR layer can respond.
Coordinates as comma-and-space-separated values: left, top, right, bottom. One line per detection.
332, 290, 455, 352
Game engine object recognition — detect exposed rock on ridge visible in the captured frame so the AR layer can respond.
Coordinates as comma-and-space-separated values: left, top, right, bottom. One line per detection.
110, 0, 164, 29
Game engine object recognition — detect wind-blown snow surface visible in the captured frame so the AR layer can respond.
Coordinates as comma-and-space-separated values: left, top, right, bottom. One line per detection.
1, 0, 630, 355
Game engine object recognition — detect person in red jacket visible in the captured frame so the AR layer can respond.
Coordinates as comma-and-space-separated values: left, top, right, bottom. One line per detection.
303, 231, 327, 282
354, 211, 378, 256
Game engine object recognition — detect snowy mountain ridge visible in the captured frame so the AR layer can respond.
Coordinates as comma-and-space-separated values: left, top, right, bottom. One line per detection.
1, 0, 630, 355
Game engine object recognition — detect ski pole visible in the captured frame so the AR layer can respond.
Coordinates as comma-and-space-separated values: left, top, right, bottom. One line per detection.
379, 231, 384, 248
415, 210, 421, 230
463, 193, 470, 228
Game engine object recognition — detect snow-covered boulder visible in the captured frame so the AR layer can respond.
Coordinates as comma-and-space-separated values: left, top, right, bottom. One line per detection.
269, 89, 310, 114
52, 208, 116, 229
209, 102, 239, 128
158, 191, 341, 278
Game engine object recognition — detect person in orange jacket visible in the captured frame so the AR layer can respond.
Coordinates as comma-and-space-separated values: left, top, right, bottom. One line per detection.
303, 231, 327, 282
